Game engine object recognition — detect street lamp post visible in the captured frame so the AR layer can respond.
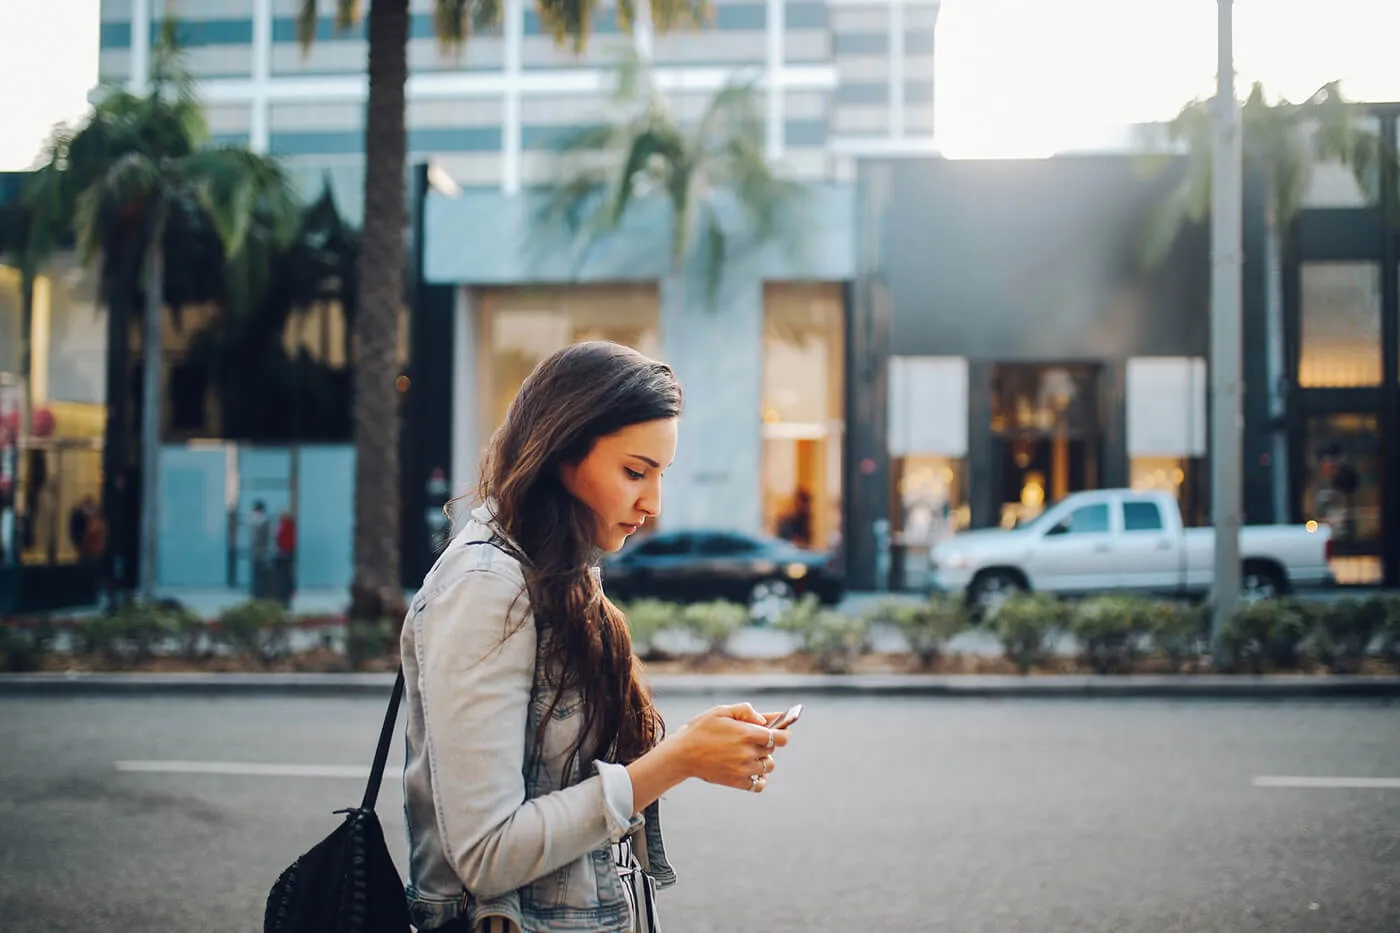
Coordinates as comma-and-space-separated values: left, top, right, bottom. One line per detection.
1209, 0, 1244, 653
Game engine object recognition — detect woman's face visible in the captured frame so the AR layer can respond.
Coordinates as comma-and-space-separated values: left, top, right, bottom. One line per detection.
560, 418, 678, 552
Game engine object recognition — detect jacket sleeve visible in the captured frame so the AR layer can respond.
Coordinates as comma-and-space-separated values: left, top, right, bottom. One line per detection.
414, 567, 643, 899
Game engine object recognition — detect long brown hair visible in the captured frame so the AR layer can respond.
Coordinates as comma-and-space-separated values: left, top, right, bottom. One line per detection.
475, 340, 680, 776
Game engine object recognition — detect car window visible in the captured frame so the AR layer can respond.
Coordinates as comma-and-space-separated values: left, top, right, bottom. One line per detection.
694, 534, 759, 556
631, 534, 691, 557
1122, 500, 1165, 532
1046, 503, 1110, 536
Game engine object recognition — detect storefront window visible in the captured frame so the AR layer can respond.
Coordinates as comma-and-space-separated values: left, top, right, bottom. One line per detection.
992, 364, 1101, 528
1301, 413, 1383, 585
476, 283, 662, 438
17, 441, 104, 565
891, 454, 968, 588
761, 283, 843, 554
1130, 456, 1206, 527
1, 258, 107, 567
1298, 262, 1381, 387
0, 265, 21, 375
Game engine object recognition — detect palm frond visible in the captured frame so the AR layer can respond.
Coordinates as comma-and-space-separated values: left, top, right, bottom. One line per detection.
537, 169, 612, 233
666, 156, 697, 266
534, 0, 600, 53
694, 198, 726, 309
18, 140, 76, 273
296, 0, 321, 46
534, 54, 807, 307
183, 147, 301, 256
1307, 81, 1387, 204
646, 0, 711, 33
72, 185, 106, 265
149, 15, 202, 113
613, 122, 688, 229
695, 75, 764, 151
433, 0, 504, 50
334, 0, 363, 34
98, 151, 166, 224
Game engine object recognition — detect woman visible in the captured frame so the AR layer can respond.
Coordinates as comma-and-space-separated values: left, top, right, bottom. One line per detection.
401, 341, 791, 933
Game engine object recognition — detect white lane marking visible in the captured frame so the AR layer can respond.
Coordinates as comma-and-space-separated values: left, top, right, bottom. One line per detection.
1254, 776, 1400, 790
116, 760, 370, 779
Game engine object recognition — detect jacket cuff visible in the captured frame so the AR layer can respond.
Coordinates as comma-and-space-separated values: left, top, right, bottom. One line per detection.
594, 760, 643, 840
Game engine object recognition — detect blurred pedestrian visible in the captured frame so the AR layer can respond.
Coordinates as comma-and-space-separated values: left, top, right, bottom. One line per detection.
274, 509, 296, 608
249, 501, 270, 599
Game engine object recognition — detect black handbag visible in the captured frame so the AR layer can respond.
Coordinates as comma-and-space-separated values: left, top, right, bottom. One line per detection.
264, 668, 411, 933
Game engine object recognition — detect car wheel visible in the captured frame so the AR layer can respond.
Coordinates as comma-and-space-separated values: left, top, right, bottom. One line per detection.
1241, 565, 1285, 603
969, 571, 1024, 619
748, 579, 796, 626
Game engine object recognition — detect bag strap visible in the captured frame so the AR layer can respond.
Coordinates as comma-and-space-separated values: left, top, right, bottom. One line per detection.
360, 665, 405, 812
357, 532, 527, 812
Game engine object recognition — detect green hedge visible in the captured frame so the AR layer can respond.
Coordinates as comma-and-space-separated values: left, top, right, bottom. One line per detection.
6, 592, 1400, 676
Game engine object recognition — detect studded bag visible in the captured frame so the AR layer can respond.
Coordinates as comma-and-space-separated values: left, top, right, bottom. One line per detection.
263, 668, 411, 933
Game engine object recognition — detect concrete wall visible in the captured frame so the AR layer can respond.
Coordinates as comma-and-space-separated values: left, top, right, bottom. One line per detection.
422, 183, 856, 284
659, 266, 765, 532
870, 155, 1212, 361
422, 184, 855, 537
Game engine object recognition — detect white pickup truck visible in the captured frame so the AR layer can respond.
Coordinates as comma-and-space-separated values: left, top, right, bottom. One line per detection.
928, 489, 1334, 613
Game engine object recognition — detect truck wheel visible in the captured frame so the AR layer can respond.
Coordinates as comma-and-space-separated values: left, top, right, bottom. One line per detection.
969, 571, 1024, 619
1241, 564, 1285, 602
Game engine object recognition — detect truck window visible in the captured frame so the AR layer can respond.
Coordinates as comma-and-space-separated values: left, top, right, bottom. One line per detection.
1046, 503, 1110, 536
1122, 500, 1165, 532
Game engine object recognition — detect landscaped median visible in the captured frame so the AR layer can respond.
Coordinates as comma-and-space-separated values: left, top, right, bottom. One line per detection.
2, 592, 1399, 689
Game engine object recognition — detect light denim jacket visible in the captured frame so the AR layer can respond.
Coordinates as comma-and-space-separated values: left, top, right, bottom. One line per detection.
401, 505, 677, 932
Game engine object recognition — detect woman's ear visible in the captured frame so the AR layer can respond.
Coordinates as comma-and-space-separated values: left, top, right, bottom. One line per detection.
558, 459, 579, 497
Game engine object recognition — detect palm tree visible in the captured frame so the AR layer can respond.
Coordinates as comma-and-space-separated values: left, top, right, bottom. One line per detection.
25, 25, 299, 600
185, 181, 359, 442
294, 0, 705, 621
1141, 81, 1396, 521
538, 55, 806, 309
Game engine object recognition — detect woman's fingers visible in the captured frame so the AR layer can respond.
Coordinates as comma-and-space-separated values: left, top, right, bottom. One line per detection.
743, 721, 790, 751
713, 702, 767, 725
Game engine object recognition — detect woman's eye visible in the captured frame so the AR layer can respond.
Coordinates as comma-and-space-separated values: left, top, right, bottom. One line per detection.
624, 467, 645, 480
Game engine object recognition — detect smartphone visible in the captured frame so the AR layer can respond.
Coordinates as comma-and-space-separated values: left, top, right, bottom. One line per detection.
765, 704, 803, 730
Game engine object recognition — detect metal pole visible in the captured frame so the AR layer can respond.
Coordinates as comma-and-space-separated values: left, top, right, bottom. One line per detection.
1209, 0, 1244, 653
138, 240, 162, 602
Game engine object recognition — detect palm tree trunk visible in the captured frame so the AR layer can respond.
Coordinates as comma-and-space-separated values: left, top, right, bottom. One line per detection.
138, 240, 163, 601
350, 0, 410, 623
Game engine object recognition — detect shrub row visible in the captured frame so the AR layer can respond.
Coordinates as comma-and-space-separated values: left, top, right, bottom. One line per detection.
0, 599, 398, 673
978, 592, 1400, 675
625, 592, 1400, 676
5, 592, 1400, 677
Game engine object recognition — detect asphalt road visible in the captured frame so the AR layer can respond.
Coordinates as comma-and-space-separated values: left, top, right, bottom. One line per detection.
1, 694, 1397, 932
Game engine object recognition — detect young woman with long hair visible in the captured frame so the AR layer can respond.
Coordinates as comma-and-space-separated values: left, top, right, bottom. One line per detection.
400, 341, 791, 933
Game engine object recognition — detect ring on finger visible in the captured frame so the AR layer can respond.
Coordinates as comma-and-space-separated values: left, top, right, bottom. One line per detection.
760, 755, 773, 775
765, 729, 775, 751
749, 773, 762, 792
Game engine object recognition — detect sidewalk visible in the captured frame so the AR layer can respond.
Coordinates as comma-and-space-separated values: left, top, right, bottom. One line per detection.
2, 670, 1398, 699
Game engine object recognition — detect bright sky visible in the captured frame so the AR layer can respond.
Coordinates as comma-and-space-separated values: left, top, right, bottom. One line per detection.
1, 0, 1399, 169
935, 0, 1400, 158
0, 0, 101, 170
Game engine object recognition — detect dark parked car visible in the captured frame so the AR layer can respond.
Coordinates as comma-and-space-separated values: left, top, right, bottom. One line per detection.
601, 529, 845, 623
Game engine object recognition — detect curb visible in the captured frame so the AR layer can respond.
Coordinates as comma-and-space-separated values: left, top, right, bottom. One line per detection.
2, 672, 1399, 700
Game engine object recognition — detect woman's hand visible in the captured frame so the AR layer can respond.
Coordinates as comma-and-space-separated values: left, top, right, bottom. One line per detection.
669, 702, 791, 793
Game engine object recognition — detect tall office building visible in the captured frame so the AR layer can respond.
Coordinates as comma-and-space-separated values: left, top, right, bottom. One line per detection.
98, 0, 941, 222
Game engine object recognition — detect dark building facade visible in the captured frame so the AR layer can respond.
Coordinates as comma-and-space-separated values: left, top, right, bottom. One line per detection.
845, 152, 1284, 591
1283, 104, 1400, 588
